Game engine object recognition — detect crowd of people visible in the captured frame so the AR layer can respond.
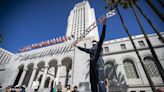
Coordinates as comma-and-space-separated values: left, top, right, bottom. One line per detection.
5, 82, 79, 92
5, 85, 26, 92
50, 81, 79, 92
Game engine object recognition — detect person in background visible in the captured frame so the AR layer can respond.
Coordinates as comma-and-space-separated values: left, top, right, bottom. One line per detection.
105, 78, 109, 92
72, 86, 79, 92
50, 80, 54, 92
5, 86, 11, 92
15, 85, 20, 92
57, 82, 62, 92
20, 85, 26, 92
66, 85, 71, 92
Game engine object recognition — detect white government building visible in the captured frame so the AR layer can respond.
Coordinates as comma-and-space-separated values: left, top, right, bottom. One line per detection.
0, 0, 164, 92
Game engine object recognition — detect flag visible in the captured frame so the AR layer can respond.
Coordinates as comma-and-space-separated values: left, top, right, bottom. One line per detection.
56, 37, 59, 43
38, 42, 42, 47
64, 36, 68, 41
42, 41, 47, 46
59, 37, 62, 42
62, 36, 66, 42
34, 44, 38, 48
27, 45, 32, 50
21, 48, 25, 52
50, 39, 52, 44
41, 41, 46, 46
47, 40, 50, 45
50, 38, 56, 45
52, 38, 56, 44
31, 44, 35, 49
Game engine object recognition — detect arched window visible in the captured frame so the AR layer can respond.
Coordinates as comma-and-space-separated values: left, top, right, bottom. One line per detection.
13, 66, 24, 86
22, 63, 34, 86
104, 62, 116, 80
123, 59, 139, 79
144, 56, 160, 77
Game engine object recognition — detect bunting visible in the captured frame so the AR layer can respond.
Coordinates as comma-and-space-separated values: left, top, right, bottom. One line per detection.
18, 35, 72, 52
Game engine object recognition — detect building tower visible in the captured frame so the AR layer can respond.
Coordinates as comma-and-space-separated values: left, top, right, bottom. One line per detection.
66, 0, 99, 41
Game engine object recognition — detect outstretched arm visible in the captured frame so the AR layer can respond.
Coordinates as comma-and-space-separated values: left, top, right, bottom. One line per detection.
94, 19, 107, 61
77, 46, 91, 54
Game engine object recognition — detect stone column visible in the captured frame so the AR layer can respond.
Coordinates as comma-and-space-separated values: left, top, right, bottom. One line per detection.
56, 64, 62, 78
48, 78, 52, 88
55, 64, 62, 84
27, 66, 38, 88
18, 67, 28, 86
39, 65, 49, 89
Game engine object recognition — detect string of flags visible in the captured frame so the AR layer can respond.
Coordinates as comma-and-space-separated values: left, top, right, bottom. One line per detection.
18, 10, 116, 53
18, 35, 74, 52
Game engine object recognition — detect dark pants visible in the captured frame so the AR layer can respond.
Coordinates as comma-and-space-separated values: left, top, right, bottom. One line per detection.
90, 63, 98, 92
50, 88, 53, 92
97, 64, 106, 92
98, 81, 106, 92
91, 82, 98, 92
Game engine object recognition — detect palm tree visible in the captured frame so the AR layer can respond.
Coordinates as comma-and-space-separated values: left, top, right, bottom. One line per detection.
134, 3, 164, 43
157, 0, 164, 7
103, 0, 157, 91
145, 0, 164, 22
129, 0, 164, 83
104, 62, 127, 92
0, 34, 2, 42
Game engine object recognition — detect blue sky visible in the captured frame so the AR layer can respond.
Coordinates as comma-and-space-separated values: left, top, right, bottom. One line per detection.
0, 0, 163, 53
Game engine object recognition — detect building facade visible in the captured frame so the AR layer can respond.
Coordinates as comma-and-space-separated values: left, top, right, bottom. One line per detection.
0, 0, 164, 92
0, 48, 13, 65
0, 48, 14, 89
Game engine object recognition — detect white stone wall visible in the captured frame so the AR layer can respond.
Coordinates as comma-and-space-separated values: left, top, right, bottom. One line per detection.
0, 47, 14, 64
0, 33, 164, 92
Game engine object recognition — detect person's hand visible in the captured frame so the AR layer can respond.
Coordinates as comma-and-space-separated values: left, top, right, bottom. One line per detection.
72, 41, 78, 47
103, 17, 107, 25
104, 78, 109, 86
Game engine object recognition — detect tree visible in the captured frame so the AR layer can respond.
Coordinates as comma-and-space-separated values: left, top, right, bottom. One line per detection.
134, 3, 164, 43
145, 0, 164, 22
103, 0, 161, 91
157, 0, 164, 7
104, 62, 127, 92
0, 34, 2, 42
129, 0, 164, 83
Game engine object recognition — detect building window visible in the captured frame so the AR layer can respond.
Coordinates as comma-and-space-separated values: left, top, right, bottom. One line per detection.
84, 43, 86, 48
144, 56, 160, 77
138, 41, 145, 47
123, 59, 139, 79
104, 47, 109, 53
120, 44, 126, 50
